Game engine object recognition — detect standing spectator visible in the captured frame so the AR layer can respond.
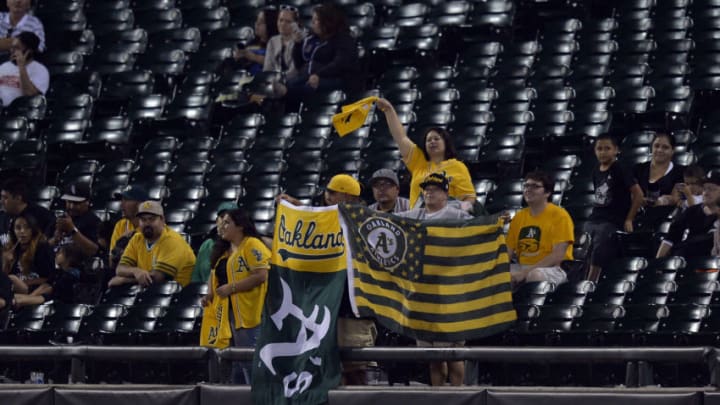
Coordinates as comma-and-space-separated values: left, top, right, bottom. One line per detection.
375, 98, 476, 209
110, 201, 196, 287
583, 134, 644, 282
396, 172, 470, 386
210, 208, 270, 384
632, 132, 684, 229
3, 212, 54, 296
191, 202, 238, 284
13, 244, 83, 307
368, 169, 410, 213
274, 3, 360, 110
49, 182, 100, 258
108, 184, 149, 268
0, 177, 55, 244
263, 5, 300, 80
397, 173, 472, 221
0, 31, 48, 106
0, 0, 45, 58
278, 174, 376, 386
507, 171, 574, 287
656, 170, 720, 258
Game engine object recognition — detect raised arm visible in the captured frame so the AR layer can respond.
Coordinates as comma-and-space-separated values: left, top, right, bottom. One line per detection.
375, 98, 415, 159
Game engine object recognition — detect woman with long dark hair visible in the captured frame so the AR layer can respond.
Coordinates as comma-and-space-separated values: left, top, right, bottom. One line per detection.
273, 3, 359, 110
374, 97, 476, 208
3, 212, 54, 296
213, 208, 270, 384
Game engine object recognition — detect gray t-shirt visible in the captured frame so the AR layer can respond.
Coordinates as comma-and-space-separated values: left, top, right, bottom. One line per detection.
396, 205, 472, 221
369, 197, 410, 213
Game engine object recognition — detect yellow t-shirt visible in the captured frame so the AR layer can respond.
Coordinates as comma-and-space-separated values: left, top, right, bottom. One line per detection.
404, 144, 475, 207
226, 236, 271, 329
507, 203, 574, 266
110, 218, 136, 251
119, 226, 196, 286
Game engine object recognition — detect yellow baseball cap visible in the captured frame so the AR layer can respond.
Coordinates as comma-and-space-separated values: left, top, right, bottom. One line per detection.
326, 174, 361, 196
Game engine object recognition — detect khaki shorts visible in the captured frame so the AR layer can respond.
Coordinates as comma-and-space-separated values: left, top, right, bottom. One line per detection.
416, 340, 465, 348
337, 317, 377, 370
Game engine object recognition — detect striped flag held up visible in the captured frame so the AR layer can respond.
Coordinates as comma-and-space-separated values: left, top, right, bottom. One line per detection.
339, 204, 516, 342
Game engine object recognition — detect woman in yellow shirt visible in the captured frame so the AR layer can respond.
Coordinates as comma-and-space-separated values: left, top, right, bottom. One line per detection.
212, 208, 271, 384
375, 98, 476, 208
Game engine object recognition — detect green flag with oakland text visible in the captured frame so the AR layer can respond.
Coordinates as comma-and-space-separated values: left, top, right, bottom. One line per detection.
252, 200, 346, 405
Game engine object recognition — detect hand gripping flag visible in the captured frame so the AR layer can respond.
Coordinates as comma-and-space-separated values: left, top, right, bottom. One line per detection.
338, 204, 516, 342
331, 96, 378, 136
252, 200, 346, 405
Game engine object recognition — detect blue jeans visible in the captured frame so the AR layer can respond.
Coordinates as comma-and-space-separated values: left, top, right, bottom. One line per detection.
229, 314, 258, 385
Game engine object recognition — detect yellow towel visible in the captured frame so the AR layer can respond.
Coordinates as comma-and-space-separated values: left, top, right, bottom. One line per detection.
331, 96, 378, 136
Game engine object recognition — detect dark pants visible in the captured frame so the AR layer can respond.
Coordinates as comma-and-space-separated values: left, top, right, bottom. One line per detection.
229, 314, 258, 385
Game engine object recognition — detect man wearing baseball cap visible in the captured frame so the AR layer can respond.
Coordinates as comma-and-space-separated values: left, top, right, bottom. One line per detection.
110, 200, 196, 287
368, 168, 410, 213
278, 173, 363, 206
108, 184, 149, 267
658, 169, 720, 258
50, 182, 100, 257
397, 173, 472, 221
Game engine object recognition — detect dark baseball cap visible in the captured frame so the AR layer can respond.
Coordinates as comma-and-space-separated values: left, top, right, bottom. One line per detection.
61, 182, 91, 202
369, 168, 399, 187
114, 184, 150, 201
705, 170, 720, 186
419, 172, 449, 193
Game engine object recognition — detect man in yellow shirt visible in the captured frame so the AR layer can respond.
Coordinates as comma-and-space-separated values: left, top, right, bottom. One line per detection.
109, 201, 196, 287
507, 171, 574, 288
108, 184, 149, 268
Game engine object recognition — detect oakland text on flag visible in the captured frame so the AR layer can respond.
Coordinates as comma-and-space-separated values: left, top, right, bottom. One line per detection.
252, 200, 346, 405
338, 204, 516, 342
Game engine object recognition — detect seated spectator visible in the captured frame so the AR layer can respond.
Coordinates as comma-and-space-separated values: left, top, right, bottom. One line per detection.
0, 177, 55, 244
109, 201, 196, 287
632, 132, 684, 229
13, 244, 83, 307
368, 168, 410, 213
507, 171, 574, 287
222, 7, 278, 77
397, 173, 472, 221
3, 212, 54, 296
655, 170, 720, 258
0, 31, 48, 107
192, 201, 238, 284
273, 3, 360, 111
0, 0, 45, 58
263, 5, 301, 81
662, 164, 705, 210
49, 183, 100, 258
108, 184, 149, 268
583, 134, 644, 282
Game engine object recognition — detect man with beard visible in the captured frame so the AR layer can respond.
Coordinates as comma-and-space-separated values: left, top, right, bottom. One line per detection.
368, 168, 410, 213
49, 182, 100, 258
109, 201, 195, 287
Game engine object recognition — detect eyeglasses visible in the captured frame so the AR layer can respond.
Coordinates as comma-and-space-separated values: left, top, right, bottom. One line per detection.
280, 4, 299, 12
522, 183, 544, 190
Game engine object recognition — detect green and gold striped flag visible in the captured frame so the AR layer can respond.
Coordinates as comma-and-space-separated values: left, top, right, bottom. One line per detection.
338, 204, 516, 342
